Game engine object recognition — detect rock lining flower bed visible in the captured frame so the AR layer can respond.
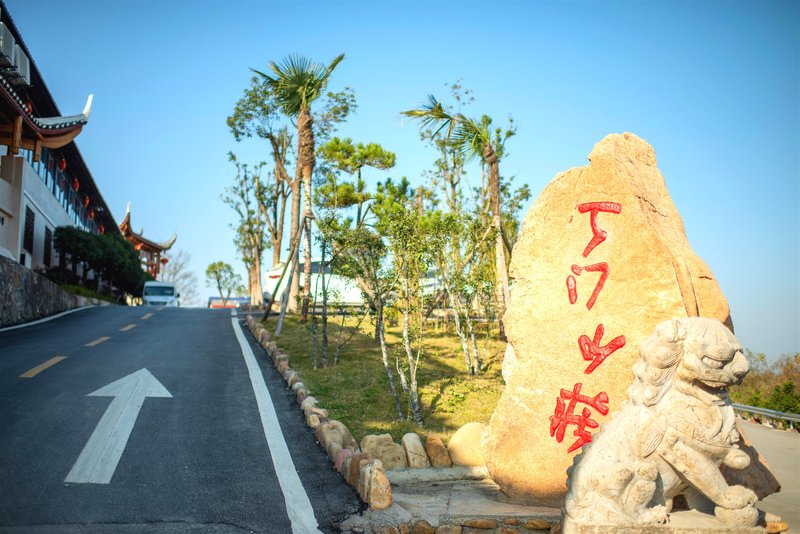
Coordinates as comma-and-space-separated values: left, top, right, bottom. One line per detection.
246, 316, 562, 534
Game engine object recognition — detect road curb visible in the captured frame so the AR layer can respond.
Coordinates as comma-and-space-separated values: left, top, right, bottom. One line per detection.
244, 315, 566, 534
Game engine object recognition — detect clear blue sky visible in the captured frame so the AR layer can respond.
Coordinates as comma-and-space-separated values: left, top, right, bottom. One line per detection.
8, 1, 798, 361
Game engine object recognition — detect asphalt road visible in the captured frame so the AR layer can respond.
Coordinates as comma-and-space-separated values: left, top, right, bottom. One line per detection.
740, 419, 800, 528
0, 306, 361, 533
2, 306, 797, 533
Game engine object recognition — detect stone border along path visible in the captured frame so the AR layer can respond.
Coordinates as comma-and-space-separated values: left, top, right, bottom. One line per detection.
245, 316, 563, 534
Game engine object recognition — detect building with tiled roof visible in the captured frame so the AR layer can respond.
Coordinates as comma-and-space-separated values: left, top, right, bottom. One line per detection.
119, 203, 177, 280
0, 1, 118, 270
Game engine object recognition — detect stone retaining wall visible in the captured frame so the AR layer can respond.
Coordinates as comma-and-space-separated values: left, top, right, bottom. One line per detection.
0, 255, 95, 327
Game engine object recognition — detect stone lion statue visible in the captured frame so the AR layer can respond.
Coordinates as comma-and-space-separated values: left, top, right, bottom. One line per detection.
563, 317, 761, 529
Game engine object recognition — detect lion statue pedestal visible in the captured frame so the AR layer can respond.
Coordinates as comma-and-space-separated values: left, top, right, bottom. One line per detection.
562, 318, 781, 533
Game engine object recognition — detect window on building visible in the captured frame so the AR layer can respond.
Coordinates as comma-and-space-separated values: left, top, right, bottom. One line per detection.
43, 227, 52, 268
23, 207, 34, 253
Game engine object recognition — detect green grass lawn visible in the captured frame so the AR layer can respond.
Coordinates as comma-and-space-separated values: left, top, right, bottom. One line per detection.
62, 284, 118, 304
261, 311, 507, 443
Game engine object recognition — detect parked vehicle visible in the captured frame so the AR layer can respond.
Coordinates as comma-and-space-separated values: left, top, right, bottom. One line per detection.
207, 296, 249, 309
142, 281, 180, 307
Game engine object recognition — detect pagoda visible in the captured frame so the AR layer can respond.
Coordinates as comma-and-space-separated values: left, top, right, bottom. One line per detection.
118, 203, 177, 280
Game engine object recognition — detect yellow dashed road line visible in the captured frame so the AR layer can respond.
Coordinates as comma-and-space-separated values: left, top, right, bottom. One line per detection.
85, 336, 110, 347
119, 324, 137, 332
20, 356, 67, 378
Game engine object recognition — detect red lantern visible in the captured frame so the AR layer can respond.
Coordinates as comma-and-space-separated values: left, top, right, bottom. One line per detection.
134, 243, 143, 251
82, 195, 90, 208
23, 101, 32, 114
72, 178, 79, 191
58, 158, 67, 172
89, 209, 95, 220
160, 257, 169, 264
99, 224, 105, 235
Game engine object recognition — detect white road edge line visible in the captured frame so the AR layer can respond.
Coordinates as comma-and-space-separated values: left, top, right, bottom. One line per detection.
0, 306, 94, 333
230, 317, 322, 534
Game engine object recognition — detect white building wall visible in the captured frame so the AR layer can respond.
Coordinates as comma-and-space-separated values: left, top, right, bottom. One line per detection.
0, 154, 23, 261
0, 154, 73, 269
21, 160, 73, 270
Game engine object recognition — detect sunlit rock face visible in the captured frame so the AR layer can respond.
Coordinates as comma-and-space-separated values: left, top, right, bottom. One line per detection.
483, 132, 731, 506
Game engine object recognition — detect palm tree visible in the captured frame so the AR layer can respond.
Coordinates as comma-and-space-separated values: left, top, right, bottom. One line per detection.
254, 53, 345, 322
403, 96, 514, 337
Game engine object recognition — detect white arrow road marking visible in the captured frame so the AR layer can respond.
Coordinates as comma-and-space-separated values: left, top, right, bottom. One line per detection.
65, 368, 172, 484
231, 317, 322, 534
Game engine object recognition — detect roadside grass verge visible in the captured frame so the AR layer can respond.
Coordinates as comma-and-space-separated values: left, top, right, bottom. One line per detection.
62, 284, 118, 304
262, 312, 506, 442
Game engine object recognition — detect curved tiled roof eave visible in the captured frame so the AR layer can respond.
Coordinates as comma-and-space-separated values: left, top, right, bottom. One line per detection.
0, 75, 89, 132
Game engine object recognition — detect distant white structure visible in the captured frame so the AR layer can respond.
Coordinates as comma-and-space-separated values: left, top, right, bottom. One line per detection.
263, 260, 364, 308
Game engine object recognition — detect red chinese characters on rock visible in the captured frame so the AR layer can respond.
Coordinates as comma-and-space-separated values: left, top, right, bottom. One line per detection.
567, 262, 609, 311
579, 324, 626, 375
551, 201, 625, 452
549, 383, 610, 453
565, 202, 621, 310
578, 202, 622, 257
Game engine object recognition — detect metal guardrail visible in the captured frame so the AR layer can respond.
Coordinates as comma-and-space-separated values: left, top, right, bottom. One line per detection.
733, 403, 800, 426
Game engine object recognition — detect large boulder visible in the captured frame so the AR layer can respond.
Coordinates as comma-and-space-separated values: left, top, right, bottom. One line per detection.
424, 435, 452, 468
401, 433, 431, 468
447, 422, 487, 467
484, 133, 732, 505
358, 460, 392, 510
316, 420, 359, 458
361, 434, 408, 470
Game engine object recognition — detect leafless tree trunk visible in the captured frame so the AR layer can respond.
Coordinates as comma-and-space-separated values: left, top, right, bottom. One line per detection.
451, 294, 473, 374
311, 313, 319, 369
159, 249, 200, 306
376, 298, 404, 420
320, 241, 329, 368
250, 245, 263, 307
401, 270, 424, 426
465, 308, 481, 375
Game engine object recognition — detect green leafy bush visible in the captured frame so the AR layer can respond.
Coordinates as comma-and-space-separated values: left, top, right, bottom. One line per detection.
46, 226, 150, 300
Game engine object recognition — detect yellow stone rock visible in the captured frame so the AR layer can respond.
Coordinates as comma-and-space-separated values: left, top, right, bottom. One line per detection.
484, 133, 732, 505
766, 522, 789, 534
410, 520, 436, 534
461, 518, 497, 529
448, 423, 487, 467
524, 519, 550, 530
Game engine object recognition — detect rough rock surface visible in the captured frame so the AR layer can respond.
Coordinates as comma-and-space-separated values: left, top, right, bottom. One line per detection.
361, 434, 409, 470
347, 452, 374, 486
424, 435, 452, 468
447, 423, 487, 467
402, 433, 431, 468
0, 255, 98, 327
359, 460, 392, 510
410, 520, 436, 534
316, 420, 359, 456
721, 420, 781, 499
335, 447, 354, 472
484, 133, 733, 506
